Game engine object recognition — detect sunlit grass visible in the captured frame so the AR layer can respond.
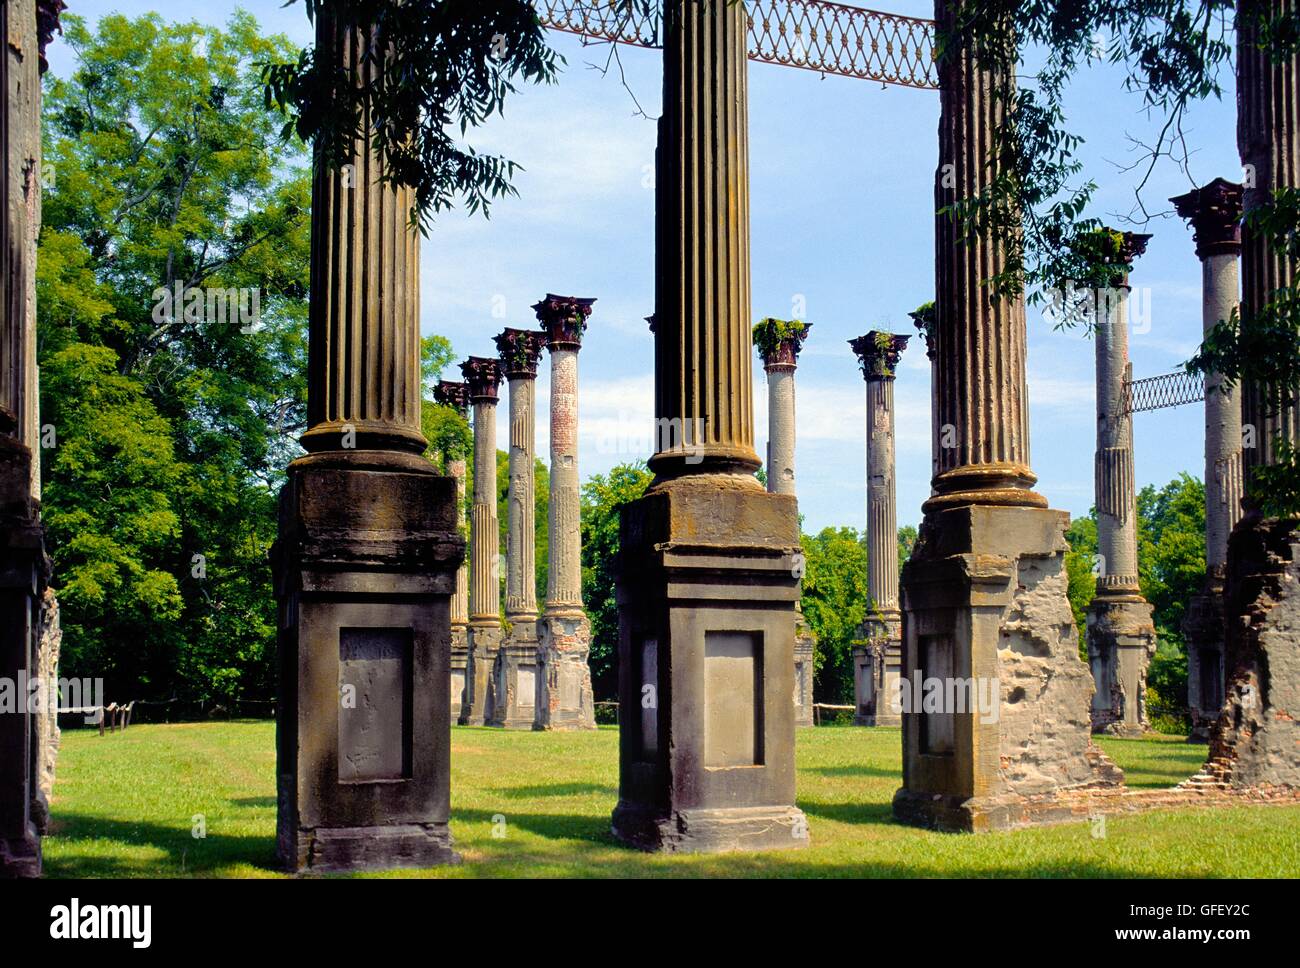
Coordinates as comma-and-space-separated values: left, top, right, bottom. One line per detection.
41, 720, 1300, 878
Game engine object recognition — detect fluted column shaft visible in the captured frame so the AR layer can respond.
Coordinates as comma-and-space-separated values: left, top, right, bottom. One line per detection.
1238, 0, 1300, 470
1206, 251, 1245, 565
506, 376, 538, 619
299, 15, 424, 462
867, 377, 900, 611
470, 397, 499, 624
651, 0, 757, 478
546, 346, 582, 612
1094, 284, 1141, 592
929, 4, 1038, 509
766, 364, 796, 495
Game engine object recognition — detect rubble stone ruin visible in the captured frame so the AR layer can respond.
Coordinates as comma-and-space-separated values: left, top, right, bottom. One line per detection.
272, 9, 462, 872
850, 332, 910, 728
1086, 231, 1157, 736
612, 0, 808, 853
756, 319, 815, 728
535, 295, 598, 730
490, 328, 546, 729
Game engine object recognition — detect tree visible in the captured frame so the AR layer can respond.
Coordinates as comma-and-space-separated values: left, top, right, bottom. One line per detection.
580, 462, 652, 700
801, 527, 869, 704
40, 12, 311, 705
40, 344, 185, 700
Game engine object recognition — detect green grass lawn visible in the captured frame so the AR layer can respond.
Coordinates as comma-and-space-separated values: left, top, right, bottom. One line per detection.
41, 721, 1300, 878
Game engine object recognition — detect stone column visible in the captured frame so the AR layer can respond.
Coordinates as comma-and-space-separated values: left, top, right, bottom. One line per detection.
613, 0, 808, 853
534, 295, 597, 730
850, 333, 909, 728
1185, 0, 1300, 791
756, 320, 815, 728
1171, 179, 1244, 741
489, 329, 545, 729
0, 0, 50, 878
1086, 232, 1157, 736
433, 380, 471, 722
894, 2, 1121, 833
272, 10, 463, 872
459, 356, 504, 727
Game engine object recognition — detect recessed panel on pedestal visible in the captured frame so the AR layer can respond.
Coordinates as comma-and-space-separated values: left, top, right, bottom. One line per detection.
338, 628, 413, 782
919, 635, 954, 755
704, 631, 764, 768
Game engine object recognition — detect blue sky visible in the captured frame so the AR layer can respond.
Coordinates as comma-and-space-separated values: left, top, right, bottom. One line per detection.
49, 2, 1240, 533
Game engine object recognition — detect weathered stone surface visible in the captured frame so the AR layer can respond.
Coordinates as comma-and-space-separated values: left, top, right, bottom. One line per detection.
273, 9, 462, 873
793, 620, 814, 728
1086, 233, 1156, 733
614, 481, 808, 852
536, 296, 596, 730
896, 507, 1122, 832
1187, 517, 1300, 790
31, 588, 60, 834
0, 0, 47, 879
851, 333, 908, 727
460, 357, 504, 727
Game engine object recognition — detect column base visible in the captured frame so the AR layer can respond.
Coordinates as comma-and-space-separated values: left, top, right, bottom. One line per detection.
449, 625, 468, 723
794, 621, 815, 728
612, 803, 808, 854
535, 612, 596, 731
1086, 594, 1157, 734
0, 827, 41, 879
614, 480, 807, 853
272, 463, 463, 875
489, 620, 539, 730
895, 504, 1121, 830
282, 822, 460, 874
460, 624, 504, 726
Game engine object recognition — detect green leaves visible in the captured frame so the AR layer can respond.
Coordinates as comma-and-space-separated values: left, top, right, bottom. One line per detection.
264, 0, 562, 229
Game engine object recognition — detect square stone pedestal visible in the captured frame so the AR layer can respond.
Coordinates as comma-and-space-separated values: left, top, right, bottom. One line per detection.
460, 624, 503, 727
490, 621, 538, 729
1087, 596, 1156, 736
1183, 580, 1226, 743
273, 462, 463, 873
794, 621, 814, 728
612, 480, 809, 853
0, 439, 45, 878
894, 504, 1121, 832
450, 625, 468, 723
536, 613, 596, 730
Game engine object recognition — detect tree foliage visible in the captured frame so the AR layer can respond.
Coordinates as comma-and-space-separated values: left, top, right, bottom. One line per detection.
947, 1, 1300, 511
580, 462, 652, 700
39, 12, 310, 705
263, 0, 562, 228
800, 527, 869, 705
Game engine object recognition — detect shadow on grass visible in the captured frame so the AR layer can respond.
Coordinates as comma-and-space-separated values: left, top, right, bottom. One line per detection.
42, 814, 278, 878
803, 764, 899, 779
490, 782, 618, 800
230, 797, 277, 808
799, 799, 895, 826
